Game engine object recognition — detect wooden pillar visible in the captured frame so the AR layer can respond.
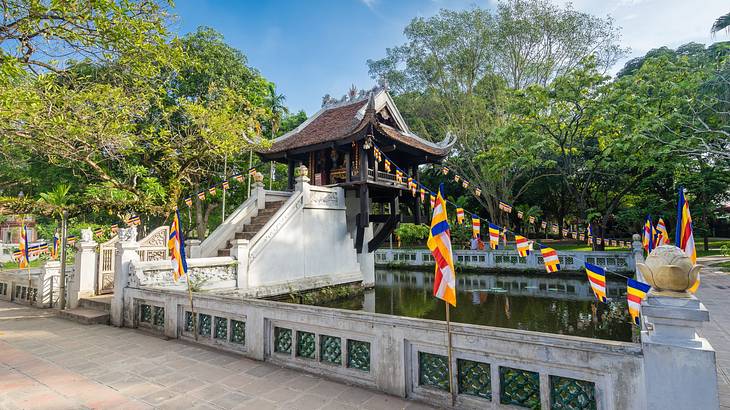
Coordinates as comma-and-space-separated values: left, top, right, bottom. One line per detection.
287, 160, 295, 190
355, 143, 370, 253
413, 164, 422, 225
345, 151, 351, 183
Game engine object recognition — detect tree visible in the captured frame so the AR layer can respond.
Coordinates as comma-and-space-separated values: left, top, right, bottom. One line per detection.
38, 184, 72, 309
711, 12, 730, 35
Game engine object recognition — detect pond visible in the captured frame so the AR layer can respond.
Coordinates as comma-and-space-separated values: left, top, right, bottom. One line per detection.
320, 269, 638, 343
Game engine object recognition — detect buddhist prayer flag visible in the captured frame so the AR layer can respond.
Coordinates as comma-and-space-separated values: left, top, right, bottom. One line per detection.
168, 209, 188, 282
572, 232, 577, 239
94, 227, 104, 237
427, 186, 456, 307
456, 208, 464, 224
540, 246, 560, 273
395, 170, 403, 183
67, 235, 77, 244
675, 187, 698, 292
517, 211, 523, 219
562, 228, 569, 237
454, 175, 460, 183
579, 234, 585, 241
222, 180, 230, 190
420, 188, 426, 203
474, 188, 481, 197
248, 167, 257, 176
541, 220, 547, 229
551, 223, 559, 234
185, 197, 193, 207
110, 224, 119, 233
597, 238, 602, 245
18, 221, 29, 268
462, 180, 469, 189
515, 235, 530, 257
197, 191, 206, 200
208, 186, 217, 196
126, 215, 141, 226
472, 215, 481, 238
584, 263, 607, 302
430, 194, 435, 210
627, 278, 651, 326
498, 201, 512, 213
373, 148, 382, 162
233, 173, 244, 182
642, 216, 654, 252
384, 160, 391, 172
441, 166, 449, 175
655, 218, 669, 247
488, 223, 500, 250
529, 216, 535, 224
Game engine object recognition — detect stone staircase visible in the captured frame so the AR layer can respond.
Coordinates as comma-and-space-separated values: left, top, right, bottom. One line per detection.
58, 295, 111, 325
217, 200, 286, 257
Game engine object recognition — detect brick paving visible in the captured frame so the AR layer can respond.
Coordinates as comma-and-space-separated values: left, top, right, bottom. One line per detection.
0, 302, 431, 410
696, 256, 730, 409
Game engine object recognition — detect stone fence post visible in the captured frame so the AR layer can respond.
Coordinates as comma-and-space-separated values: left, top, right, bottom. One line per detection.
186, 239, 201, 258
111, 227, 140, 327
69, 229, 97, 308
638, 246, 719, 410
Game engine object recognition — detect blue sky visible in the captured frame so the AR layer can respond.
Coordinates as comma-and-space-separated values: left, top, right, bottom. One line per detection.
172, 0, 729, 115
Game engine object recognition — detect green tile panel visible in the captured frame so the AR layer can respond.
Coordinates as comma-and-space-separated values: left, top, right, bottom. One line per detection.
550, 375, 596, 410
458, 359, 491, 400
274, 327, 292, 354
418, 352, 450, 391
198, 313, 211, 337
500, 366, 541, 409
347, 340, 370, 372
297, 331, 316, 359
320, 335, 342, 365
214, 317, 228, 340
231, 320, 245, 345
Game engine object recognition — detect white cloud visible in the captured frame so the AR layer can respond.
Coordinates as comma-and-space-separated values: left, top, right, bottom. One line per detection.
360, 0, 377, 10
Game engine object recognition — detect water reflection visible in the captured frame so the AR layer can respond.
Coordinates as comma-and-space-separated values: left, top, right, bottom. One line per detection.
321, 269, 637, 342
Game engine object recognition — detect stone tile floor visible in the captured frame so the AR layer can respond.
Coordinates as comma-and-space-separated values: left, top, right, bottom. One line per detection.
0, 301, 432, 409
696, 256, 730, 409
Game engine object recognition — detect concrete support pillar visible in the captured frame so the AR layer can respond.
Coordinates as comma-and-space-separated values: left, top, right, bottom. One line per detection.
641, 295, 719, 410
69, 230, 97, 308
111, 227, 140, 327
40, 260, 61, 308
230, 239, 250, 289
255, 179, 266, 210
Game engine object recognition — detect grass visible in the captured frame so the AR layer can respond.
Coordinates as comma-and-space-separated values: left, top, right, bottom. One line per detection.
714, 261, 730, 270
0, 259, 44, 270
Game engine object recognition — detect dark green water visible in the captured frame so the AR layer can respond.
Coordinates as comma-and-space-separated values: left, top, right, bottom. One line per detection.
321, 269, 637, 343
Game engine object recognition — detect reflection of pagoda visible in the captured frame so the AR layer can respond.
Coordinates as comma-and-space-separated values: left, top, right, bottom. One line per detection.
258, 87, 455, 255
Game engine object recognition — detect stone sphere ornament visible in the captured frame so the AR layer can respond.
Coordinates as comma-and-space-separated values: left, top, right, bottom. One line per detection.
637, 245, 702, 297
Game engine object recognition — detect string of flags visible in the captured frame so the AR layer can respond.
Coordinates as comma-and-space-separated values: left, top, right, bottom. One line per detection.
369, 142, 665, 325
184, 167, 256, 205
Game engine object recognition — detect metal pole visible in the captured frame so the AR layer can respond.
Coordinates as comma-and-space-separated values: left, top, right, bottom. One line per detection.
269, 161, 274, 190
222, 155, 227, 221
446, 302, 455, 407
186, 274, 198, 341
58, 210, 68, 310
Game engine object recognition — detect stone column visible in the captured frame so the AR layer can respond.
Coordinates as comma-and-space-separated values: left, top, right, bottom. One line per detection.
40, 260, 61, 308
631, 233, 645, 281
230, 239, 250, 289
254, 171, 266, 210
638, 246, 719, 410
110, 227, 140, 327
69, 229, 97, 308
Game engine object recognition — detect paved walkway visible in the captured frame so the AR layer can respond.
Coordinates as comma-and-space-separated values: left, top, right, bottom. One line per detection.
696, 256, 730, 408
0, 302, 431, 410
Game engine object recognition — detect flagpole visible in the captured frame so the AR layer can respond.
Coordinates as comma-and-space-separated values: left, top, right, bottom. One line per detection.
186, 274, 198, 341
445, 302, 455, 407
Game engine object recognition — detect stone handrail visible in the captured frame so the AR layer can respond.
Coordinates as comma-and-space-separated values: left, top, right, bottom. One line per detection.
248, 190, 304, 259
375, 248, 636, 272
128, 256, 237, 290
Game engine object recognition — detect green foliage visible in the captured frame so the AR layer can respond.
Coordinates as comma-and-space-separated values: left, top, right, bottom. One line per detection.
394, 223, 429, 246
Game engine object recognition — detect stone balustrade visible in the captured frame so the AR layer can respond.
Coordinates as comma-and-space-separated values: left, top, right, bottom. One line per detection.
0, 261, 63, 307
375, 248, 637, 273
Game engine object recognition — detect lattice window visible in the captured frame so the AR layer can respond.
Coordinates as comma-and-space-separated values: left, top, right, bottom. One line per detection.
274, 327, 292, 354
458, 359, 491, 400
140, 304, 152, 323
230, 320, 245, 345
500, 366, 540, 409
347, 340, 370, 372
320, 335, 342, 365
418, 352, 450, 391
184, 311, 194, 332
550, 375, 596, 410
214, 317, 228, 340
153, 306, 165, 327
296, 331, 316, 359
198, 314, 211, 337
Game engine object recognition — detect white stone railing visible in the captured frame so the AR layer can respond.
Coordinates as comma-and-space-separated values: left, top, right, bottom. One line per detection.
128, 256, 237, 290
375, 248, 636, 272
0, 261, 64, 307
120, 286, 646, 409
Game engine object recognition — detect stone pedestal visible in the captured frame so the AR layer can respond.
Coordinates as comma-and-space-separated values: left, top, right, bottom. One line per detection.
111, 228, 140, 327
631, 233, 645, 282
254, 180, 266, 210
186, 239, 201, 258
642, 294, 719, 410
69, 232, 97, 308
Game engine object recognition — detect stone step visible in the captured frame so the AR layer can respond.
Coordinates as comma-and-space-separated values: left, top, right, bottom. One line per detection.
58, 308, 110, 325
216, 200, 287, 256
78, 296, 112, 312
